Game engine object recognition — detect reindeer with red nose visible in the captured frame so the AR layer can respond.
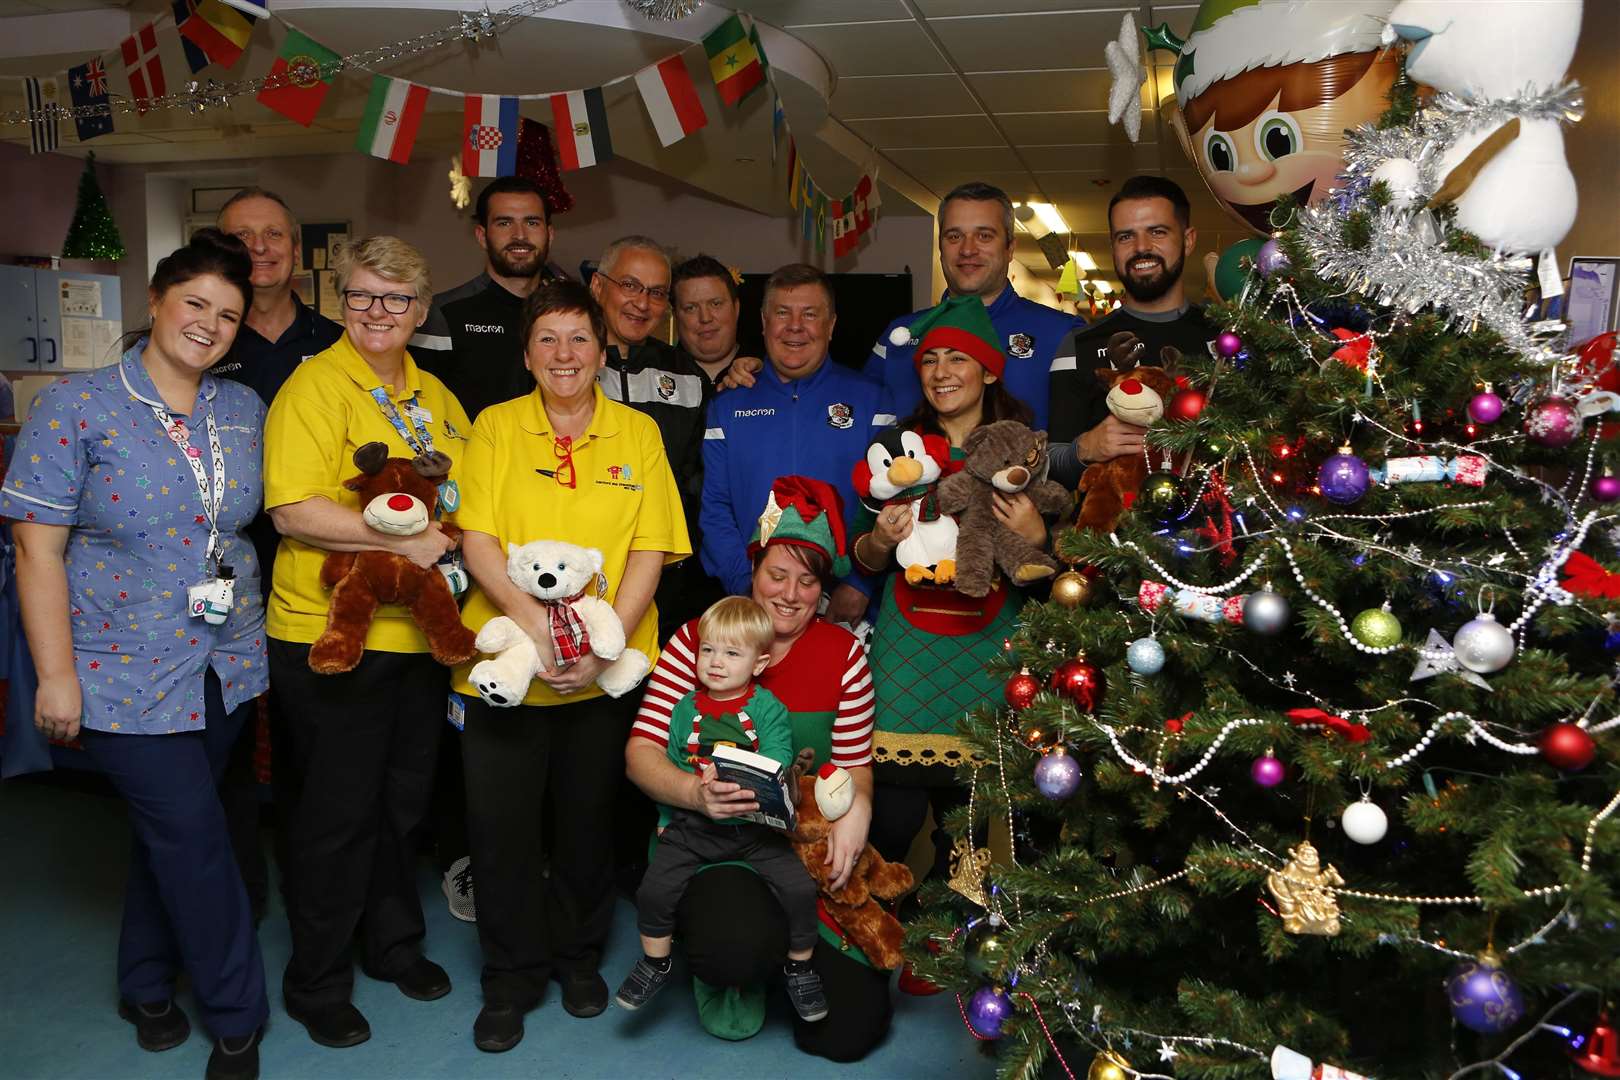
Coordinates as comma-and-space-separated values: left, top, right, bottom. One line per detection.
307, 441, 479, 674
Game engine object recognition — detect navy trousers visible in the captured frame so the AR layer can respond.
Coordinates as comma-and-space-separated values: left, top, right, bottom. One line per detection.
79, 669, 268, 1039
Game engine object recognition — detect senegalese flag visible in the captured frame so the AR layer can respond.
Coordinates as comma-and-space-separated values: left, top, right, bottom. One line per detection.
255, 28, 339, 126
702, 14, 764, 106
178, 0, 254, 69
813, 192, 828, 255
356, 75, 428, 163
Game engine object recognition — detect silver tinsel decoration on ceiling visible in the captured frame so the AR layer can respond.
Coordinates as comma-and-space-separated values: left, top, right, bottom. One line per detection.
625, 0, 703, 19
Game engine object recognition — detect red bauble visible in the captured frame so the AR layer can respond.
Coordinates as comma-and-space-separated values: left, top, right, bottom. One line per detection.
1167, 387, 1207, 423
1540, 721, 1597, 771
1050, 656, 1106, 713
1004, 669, 1041, 712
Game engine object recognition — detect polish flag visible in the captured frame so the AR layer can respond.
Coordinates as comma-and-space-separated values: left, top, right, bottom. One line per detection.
550, 88, 612, 171
461, 95, 519, 178
634, 55, 707, 147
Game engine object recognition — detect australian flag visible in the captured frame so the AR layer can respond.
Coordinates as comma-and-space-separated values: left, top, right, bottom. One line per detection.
67, 57, 113, 141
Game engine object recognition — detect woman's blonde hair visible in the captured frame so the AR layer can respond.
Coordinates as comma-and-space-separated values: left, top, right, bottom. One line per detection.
697, 596, 774, 654
332, 234, 432, 301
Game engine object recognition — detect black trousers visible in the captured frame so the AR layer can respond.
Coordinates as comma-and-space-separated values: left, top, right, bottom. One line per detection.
870, 779, 970, 885
677, 866, 893, 1062
461, 691, 636, 1009
269, 639, 445, 1012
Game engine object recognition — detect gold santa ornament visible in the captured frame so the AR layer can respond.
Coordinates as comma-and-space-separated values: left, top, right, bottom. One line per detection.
1266, 840, 1344, 936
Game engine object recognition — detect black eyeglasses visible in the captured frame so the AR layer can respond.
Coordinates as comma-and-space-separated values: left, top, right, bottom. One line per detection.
343, 290, 417, 315
597, 272, 670, 304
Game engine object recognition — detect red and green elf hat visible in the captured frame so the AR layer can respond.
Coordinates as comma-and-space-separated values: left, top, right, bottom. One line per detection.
890, 294, 1006, 379
747, 475, 851, 579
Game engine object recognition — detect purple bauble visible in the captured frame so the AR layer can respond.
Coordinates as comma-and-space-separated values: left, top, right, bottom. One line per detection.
1317, 448, 1370, 505
1446, 953, 1525, 1034
1216, 330, 1244, 358
1525, 397, 1580, 447
1466, 391, 1504, 425
967, 986, 1014, 1039
1251, 754, 1285, 788
1033, 749, 1082, 801
1594, 475, 1620, 503
1256, 239, 1291, 278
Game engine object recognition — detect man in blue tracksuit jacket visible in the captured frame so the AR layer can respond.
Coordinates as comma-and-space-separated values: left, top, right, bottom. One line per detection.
701, 264, 894, 624
868, 181, 1083, 432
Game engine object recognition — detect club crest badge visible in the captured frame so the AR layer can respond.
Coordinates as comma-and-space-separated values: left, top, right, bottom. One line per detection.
656, 373, 676, 401
1008, 332, 1035, 359
827, 402, 854, 430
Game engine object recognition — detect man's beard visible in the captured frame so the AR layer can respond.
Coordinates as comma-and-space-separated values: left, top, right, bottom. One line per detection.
1117, 250, 1185, 303
488, 242, 544, 279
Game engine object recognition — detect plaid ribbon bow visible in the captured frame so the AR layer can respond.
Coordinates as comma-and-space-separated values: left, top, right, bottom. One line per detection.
544, 592, 591, 668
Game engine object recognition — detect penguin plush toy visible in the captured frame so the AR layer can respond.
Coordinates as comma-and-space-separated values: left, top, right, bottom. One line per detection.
852, 429, 960, 585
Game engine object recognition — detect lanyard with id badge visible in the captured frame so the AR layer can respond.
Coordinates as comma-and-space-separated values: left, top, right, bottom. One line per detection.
152, 403, 235, 625
368, 387, 467, 596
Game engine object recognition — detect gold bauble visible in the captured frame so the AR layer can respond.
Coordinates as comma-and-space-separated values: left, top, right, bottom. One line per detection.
1087, 1050, 1130, 1080
1019, 720, 1060, 751
1050, 569, 1094, 609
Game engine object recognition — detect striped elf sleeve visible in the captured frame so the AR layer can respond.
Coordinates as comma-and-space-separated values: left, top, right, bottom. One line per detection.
832, 640, 875, 767
633, 620, 700, 746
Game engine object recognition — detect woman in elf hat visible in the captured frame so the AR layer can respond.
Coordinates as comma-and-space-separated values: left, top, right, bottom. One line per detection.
852, 295, 1052, 974
628, 476, 887, 1060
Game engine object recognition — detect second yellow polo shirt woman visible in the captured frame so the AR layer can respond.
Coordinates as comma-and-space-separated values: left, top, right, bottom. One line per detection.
452, 280, 688, 1052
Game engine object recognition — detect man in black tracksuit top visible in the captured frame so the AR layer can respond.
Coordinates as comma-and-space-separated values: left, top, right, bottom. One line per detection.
1048, 176, 1215, 489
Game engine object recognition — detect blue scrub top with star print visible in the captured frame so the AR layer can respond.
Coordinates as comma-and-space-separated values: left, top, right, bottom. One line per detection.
0, 341, 270, 734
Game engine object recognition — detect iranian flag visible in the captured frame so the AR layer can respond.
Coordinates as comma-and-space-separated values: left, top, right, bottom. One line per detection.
550, 88, 611, 170
255, 28, 338, 126
634, 55, 706, 147
462, 95, 519, 177
356, 76, 428, 164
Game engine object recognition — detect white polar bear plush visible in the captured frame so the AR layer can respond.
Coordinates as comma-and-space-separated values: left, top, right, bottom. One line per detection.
1385, 0, 1582, 254
469, 540, 651, 704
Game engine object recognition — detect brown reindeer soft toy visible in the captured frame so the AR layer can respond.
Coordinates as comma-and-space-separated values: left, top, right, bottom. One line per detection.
308, 441, 478, 674
1075, 337, 1182, 535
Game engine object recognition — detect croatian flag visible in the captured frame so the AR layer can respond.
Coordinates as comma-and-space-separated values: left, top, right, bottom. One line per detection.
461, 95, 519, 178
550, 88, 611, 171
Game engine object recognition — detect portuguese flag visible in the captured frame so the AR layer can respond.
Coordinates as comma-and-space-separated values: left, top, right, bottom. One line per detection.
702, 14, 764, 106
255, 28, 339, 126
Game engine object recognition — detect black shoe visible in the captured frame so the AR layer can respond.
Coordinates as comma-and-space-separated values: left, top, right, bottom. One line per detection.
614, 958, 674, 1011
118, 998, 191, 1051
383, 956, 451, 1002
473, 1004, 524, 1053
559, 969, 609, 1018
285, 1001, 371, 1048
784, 964, 829, 1022
205, 1029, 261, 1080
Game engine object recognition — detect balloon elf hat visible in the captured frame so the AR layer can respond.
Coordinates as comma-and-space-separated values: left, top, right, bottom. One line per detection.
748, 475, 852, 579
1150, 0, 1396, 102
888, 294, 1006, 379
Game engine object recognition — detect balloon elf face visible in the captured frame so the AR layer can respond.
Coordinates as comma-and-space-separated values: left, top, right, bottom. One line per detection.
1155, 0, 1399, 235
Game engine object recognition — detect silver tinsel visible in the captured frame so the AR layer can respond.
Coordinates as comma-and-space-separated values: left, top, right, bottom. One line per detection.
625, 0, 703, 19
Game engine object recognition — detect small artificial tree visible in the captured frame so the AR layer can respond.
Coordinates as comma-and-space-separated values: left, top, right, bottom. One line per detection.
62, 152, 125, 261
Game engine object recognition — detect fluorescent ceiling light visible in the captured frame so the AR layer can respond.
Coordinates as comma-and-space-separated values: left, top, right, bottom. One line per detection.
1069, 250, 1097, 272
1091, 279, 1112, 294
1023, 201, 1069, 236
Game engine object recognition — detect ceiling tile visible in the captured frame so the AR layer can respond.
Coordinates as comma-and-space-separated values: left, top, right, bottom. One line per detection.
1018, 142, 1167, 173
929, 11, 1125, 73
831, 74, 976, 118
740, 0, 912, 24
1148, 2, 1201, 38
884, 144, 1025, 178
843, 113, 1002, 148
995, 109, 1148, 145
966, 69, 1114, 113
790, 22, 949, 77
914, 0, 1134, 15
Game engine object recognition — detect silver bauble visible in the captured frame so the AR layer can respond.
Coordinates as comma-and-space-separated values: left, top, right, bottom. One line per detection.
1125, 636, 1166, 675
1452, 613, 1514, 674
1243, 589, 1291, 635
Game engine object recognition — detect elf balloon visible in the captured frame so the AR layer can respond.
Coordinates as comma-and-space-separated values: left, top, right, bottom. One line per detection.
1384, 0, 1582, 254
1134, 0, 1400, 235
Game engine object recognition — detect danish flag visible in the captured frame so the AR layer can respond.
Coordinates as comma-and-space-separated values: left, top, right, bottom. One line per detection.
121, 23, 167, 111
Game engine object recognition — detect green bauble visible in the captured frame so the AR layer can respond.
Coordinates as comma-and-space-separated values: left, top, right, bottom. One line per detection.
1213, 238, 1265, 300
1138, 472, 1186, 522
1351, 606, 1403, 648
963, 919, 1012, 980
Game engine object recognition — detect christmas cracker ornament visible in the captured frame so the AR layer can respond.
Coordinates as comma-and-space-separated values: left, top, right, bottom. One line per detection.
1138, 580, 1245, 624
1271, 1045, 1374, 1080
1369, 455, 1488, 487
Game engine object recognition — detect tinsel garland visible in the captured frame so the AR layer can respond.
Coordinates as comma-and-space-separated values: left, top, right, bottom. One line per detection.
1296, 81, 1585, 366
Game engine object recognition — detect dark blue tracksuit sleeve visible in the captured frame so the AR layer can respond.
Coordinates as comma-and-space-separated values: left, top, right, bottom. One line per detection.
699, 395, 753, 596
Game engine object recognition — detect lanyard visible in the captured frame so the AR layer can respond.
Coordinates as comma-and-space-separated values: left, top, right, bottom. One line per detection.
369, 386, 435, 456
151, 403, 226, 573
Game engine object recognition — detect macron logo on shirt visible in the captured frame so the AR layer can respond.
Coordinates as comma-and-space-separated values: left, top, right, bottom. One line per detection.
732, 408, 776, 418
463, 324, 505, 334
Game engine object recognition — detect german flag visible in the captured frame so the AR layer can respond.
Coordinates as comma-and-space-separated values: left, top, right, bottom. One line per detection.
702, 14, 764, 106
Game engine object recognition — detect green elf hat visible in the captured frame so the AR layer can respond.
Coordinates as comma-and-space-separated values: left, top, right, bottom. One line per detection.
1153, 0, 1395, 103
888, 294, 1006, 379
748, 475, 852, 579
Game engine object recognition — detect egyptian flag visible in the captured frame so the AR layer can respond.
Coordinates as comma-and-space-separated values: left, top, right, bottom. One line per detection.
634, 55, 706, 147
550, 88, 611, 171
179, 0, 254, 69
462, 95, 519, 177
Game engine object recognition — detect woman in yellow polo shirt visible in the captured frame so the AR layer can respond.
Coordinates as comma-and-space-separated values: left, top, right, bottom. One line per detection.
452, 280, 688, 1052
262, 236, 472, 1050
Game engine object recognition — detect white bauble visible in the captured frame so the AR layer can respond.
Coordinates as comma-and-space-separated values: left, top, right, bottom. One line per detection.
1452, 612, 1515, 674
1371, 158, 1422, 210
1341, 799, 1389, 844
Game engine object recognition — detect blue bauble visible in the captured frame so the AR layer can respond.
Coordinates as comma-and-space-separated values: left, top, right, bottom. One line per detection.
1033, 748, 1082, 801
966, 985, 1014, 1039
1605, 629, 1620, 656
1256, 239, 1291, 278
1445, 953, 1525, 1034
1126, 636, 1166, 675
1318, 448, 1370, 506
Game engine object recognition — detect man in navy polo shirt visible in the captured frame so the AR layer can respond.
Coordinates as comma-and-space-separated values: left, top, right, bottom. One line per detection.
868, 181, 1081, 431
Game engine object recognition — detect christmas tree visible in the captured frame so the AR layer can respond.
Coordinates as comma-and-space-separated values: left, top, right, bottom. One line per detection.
909, 55, 1619, 1080
62, 152, 125, 261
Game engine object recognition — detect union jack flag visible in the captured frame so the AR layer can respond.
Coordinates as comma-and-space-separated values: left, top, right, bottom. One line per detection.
84, 58, 108, 96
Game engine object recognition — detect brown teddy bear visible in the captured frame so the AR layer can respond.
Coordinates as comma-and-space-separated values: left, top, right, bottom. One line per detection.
936, 420, 1073, 598
789, 771, 914, 970
308, 441, 479, 674
1075, 359, 1180, 534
